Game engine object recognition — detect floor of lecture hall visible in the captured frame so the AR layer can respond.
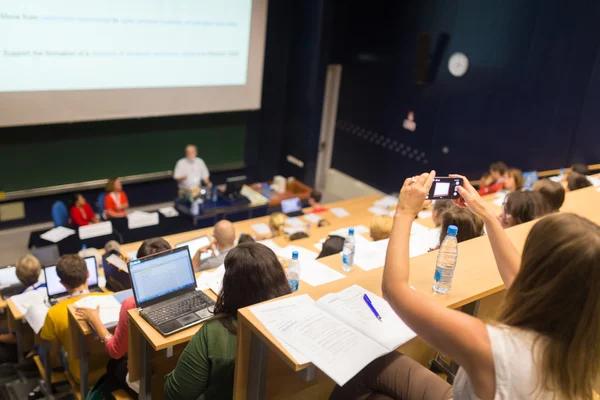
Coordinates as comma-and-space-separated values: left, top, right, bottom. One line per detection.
0, 169, 383, 266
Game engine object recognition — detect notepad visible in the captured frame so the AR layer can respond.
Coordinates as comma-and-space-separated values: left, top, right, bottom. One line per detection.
40, 226, 76, 243
330, 207, 350, 218
74, 295, 122, 328
250, 285, 416, 386
251, 223, 272, 235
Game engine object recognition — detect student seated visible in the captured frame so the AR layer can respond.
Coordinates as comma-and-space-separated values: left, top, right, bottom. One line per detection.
567, 171, 592, 192
478, 161, 507, 195
317, 236, 345, 259
499, 191, 551, 228
370, 215, 393, 241
237, 233, 255, 244
76, 237, 171, 396
331, 172, 600, 400
503, 168, 524, 192
70, 193, 99, 227
532, 179, 565, 212
438, 207, 484, 245
192, 220, 236, 271
308, 190, 327, 213
103, 178, 129, 219
164, 242, 291, 400
40, 254, 106, 385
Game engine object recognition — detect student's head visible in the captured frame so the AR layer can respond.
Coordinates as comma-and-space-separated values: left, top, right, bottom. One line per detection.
16, 254, 41, 287
105, 177, 122, 192
504, 168, 524, 192
567, 172, 592, 192
369, 215, 393, 241
104, 240, 121, 254
185, 144, 197, 160
432, 200, 453, 228
238, 233, 255, 245
71, 193, 86, 208
214, 243, 291, 319
571, 163, 590, 175
137, 237, 171, 259
532, 179, 565, 212
439, 207, 484, 244
308, 190, 323, 207
56, 254, 89, 291
269, 212, 286, 237
214, 220, 236, 250
489, 161, 508, 180
317, 236, 345, 259
498, 213, 600, 399
500, 191, 551, 228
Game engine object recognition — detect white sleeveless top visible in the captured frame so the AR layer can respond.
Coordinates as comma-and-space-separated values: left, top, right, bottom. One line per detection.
453, 324, 558, 399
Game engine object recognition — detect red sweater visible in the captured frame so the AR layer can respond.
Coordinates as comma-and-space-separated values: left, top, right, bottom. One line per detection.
70, 203, 96, 226
478, 181, 504, 196
105, 296, 136, 359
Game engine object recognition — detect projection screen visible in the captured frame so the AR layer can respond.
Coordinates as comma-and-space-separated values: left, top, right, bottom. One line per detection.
0, 0, 267, 127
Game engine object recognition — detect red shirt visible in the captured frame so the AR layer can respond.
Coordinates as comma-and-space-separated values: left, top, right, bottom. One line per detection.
70, 203, 96, 226
105, 296, 136, 359
478, 181, 504, 196
104, 191, 129, 218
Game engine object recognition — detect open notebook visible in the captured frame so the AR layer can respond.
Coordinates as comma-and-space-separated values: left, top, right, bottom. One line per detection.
250, 285, 416, 386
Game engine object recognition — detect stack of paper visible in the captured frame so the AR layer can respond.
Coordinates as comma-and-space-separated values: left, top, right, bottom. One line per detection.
330, 208, 350, 218
158, 207, 179, 218
127, 211, 160, 229
79, 221, 113, 240
0, 266, 20, 289
40, 226, 76, 243
251, 223, 272, 236
74, 295, 122, 328
303, 214, 322, 224
196, 264, 225, 293
250, 285, 416, 386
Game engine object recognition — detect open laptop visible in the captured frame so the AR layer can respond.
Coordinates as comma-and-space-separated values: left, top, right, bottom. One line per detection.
128, 247, 215, 336
176, 236, 214, 261
44, 256, 103, 305
0, 265, 24, 299
281, 197, 304, 217
522, 171, 539, 190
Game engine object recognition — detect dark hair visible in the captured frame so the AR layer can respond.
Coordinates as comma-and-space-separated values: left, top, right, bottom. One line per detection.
533, 179, 565, 212
238, 233, 255, 244
137, 237, 171, 259
56, 254, 88, 289
70, 193, 84, 208
317, 236, 345, 259
289, 232, 309, 241
490, 161, 508, 175
310, 190, 323, 203
433, 200, 453, 214
439, 207, 484, 244
105, 177, 120, 192
504, 191, 551, 225
567, 172, 592, 192
571, 163, 590, 175
506, 168, 524, 191
214, 243, 291, 332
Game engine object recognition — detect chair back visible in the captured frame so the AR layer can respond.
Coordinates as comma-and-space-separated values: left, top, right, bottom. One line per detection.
51, 201, 69, 227
97, 192, 107, 220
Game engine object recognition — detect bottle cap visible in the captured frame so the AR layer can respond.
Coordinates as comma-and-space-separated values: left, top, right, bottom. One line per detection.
447, 225, 458, 236
82, 244, 87, 249
292, 251, 299, 259
348, 228, 355, 235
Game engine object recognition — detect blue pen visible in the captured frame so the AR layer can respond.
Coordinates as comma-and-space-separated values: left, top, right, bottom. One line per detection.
363, 294, 382, 322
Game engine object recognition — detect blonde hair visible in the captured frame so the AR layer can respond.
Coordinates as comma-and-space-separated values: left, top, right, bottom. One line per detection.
498, 213, 600, 399
16, 254, 42, 287
269, 212, 286, 237
370, 215, 393, 241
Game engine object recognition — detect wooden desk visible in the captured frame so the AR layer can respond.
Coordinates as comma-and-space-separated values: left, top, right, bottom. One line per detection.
251, 180, 312, 207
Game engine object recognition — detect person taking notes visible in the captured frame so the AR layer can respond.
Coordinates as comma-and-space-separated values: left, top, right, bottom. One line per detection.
173, 145, 212, 198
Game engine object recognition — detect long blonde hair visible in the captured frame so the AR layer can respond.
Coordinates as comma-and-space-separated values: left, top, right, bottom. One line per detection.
498, 213, 600, 399
269, 212, 286, 237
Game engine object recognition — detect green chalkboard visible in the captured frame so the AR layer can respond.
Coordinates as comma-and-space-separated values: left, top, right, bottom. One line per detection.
0, 113, 246, 192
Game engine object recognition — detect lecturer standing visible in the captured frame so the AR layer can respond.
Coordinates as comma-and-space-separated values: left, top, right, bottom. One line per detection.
173, 145, 212, 198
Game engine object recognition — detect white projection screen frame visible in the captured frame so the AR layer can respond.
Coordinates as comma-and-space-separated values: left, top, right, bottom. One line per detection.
0, 0, 267, 127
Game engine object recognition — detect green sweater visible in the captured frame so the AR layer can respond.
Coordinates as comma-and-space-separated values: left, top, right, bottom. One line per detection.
164, 319, 237, 400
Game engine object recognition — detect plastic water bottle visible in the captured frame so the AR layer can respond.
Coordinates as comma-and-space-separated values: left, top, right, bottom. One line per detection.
432, 225, 459, 294
191, 200, 200, 216
287, 251, 300, 292
341, 228, 356, 272
212, 187, 218, 203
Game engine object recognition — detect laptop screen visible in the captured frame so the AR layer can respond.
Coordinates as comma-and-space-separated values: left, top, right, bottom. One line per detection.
129, 248, 196, 305
45, 256, 98, 297
281, 197, 302, 214
176, 236, 213, 261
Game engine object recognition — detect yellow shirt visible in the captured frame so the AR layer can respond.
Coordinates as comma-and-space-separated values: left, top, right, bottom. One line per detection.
40, 293, 107, 384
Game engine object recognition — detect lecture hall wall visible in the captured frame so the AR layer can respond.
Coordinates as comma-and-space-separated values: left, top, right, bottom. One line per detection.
328, 0, 600, 193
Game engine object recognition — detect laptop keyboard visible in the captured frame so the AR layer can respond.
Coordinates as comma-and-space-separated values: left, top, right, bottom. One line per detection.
145, 292, 214, 325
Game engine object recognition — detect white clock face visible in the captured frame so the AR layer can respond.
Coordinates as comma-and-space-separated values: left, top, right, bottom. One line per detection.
448, 52, 469, 77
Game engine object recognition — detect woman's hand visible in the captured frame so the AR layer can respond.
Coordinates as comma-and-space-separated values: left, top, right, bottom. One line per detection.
450, 174, 494, 221
75, 306, 100, 323
395, 171, 436, 218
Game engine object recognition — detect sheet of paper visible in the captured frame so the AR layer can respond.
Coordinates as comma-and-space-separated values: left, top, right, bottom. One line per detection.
286, 217, 305, 227
10, 289, 48, 315
368, 207, 389, 216
106, 254, 128, 271
354, 239, 389, 271
589, 177, 600, 187
127, 250, 138, 261
40, 226, 76, 243
0, 266, 19, 288
314, 243, 323, 252
410, 221, 430, 236
25, 303, 50, 334
303, 213, 322, 224
284, 227, 306, 235
79, 221, 113, 240
316, 285, 416, 351
329, 225, 369, 239
158, 206, 179, 218
300, 259, 346, 287
196, 265, 225, 292
127, 211, 160, 230
74, 295, 122, 326
330, 207, 350, 218
492, 198, 504, 207
374, 195, 398, 208
278, 246, 318, 261
251, 223, 272, 236
417, 211, 433, 219
257, 239, 283, 255
409, 233, 433, 258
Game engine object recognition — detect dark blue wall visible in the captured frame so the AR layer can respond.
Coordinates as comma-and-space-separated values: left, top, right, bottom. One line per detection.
330, 0, 600, 193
